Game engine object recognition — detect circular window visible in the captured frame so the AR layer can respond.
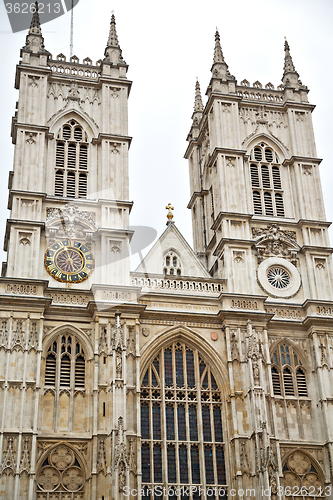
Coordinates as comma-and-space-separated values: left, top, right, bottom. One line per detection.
257, 257, 301, 298
267, 266, 291, 289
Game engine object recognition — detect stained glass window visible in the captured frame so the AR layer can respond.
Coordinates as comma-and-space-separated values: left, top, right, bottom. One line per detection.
140, 341, 226, 491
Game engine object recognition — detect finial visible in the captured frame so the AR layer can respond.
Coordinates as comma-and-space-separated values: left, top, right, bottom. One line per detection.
29, 1, 42, 35
194, 79, 204, 113
214, 28, 225, 64
166, 203, 174, 226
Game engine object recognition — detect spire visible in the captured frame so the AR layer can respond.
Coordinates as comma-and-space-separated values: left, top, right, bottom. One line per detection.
283, 39, 297, 76
194, 79, 204, 113
210, 28, 235, 81
214, 29, 225, 64
23, 2, 49, 54
29, 1, 41, 35
104, 12, 126, 65
282, 39, 304, 88
107, 13, 119, 47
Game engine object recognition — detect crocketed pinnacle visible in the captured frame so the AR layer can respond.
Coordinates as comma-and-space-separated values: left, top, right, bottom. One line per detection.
29, 2, 42, 35
282, 38, 304, 88
214, 29, 225, 64
194, 79, 204, 113
283, 39, 297, 76
107, 13, 119, 47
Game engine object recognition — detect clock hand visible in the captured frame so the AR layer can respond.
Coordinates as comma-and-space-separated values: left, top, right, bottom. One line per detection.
64, 248, 74, 272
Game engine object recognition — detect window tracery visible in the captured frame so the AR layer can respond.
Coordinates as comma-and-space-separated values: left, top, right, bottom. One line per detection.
271, 343, 307, 397
282, 451, 324, 499
55, 120, 88, 199
163, 251, 182, 276
250, 143, 285, 217
36, 444, 85, 499
141, 341, 226, 493
45, 334, 86, 391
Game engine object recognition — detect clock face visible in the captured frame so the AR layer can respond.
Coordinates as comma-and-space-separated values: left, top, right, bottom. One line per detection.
44, 239, 94, 283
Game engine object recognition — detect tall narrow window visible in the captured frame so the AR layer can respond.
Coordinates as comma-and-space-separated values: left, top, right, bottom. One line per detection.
271, 343, 307, 397
250, 143, 285, 217
44, 334, 86, 391
55, 120, 89, 198
141, 342, 226, 490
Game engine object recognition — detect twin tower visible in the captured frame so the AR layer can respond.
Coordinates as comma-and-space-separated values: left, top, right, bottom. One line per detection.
0, 5, 333, 500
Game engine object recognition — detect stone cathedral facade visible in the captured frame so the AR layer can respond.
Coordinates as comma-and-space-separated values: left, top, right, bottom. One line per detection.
0, 6, 333, 500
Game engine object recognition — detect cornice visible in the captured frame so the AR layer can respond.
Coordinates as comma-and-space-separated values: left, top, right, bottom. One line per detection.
283, 156, 322, 166
92, 133, 132, 146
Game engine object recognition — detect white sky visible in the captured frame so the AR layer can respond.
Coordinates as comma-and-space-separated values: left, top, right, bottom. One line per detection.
0, 0, 332, 271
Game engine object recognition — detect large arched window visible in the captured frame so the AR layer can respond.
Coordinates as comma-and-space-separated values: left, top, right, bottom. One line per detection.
271, 343, 307, 397
141, 341, 226, 492
45, 334, 86, 390
55, 120, 88, 199
250, 143, 285, 217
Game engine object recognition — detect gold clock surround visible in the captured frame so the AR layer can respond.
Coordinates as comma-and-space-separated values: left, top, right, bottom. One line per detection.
44, 239, 94, 283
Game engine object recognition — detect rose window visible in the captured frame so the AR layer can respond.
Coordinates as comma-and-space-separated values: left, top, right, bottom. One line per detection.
267, 266, 290, 289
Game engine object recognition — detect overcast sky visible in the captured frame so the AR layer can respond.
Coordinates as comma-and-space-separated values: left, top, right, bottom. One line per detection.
0, 0, 332, 270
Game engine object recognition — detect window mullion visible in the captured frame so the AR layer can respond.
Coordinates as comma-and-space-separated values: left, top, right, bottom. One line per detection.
195, 350, 206, 489
69, 348, 75, 432
54, 340, 61, 433
173, 345, 180, 487
161, 349, 168, 489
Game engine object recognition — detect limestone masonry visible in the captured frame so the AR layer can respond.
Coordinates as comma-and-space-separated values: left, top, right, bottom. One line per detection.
0, 5, 332, 500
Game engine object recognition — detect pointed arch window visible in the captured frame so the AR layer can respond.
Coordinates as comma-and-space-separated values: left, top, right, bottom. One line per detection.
250, 143, 285, 217
270, 343, 307, 397
282, 451, 324, 498
45, 334, 86, 391
55, 120, 89, 199
140, 341, 226, 490
36, 444, 85, 497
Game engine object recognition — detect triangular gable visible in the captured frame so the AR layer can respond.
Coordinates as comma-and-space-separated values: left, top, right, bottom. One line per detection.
135, 223, 210, 278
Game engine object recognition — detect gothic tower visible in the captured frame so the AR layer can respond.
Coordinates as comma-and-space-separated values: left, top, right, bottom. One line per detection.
183, 30, 333, 499
0, 8, 141, 500
5, 9, 132, 287
185, 33, 329, 304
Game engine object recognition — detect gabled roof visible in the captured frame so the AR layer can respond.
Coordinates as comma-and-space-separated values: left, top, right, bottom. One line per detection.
135, 223, 210, 278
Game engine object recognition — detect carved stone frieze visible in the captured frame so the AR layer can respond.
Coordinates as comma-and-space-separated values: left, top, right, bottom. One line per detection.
45, 202, 97, 241
5, 283, 38, 295
252, 224, 299, 264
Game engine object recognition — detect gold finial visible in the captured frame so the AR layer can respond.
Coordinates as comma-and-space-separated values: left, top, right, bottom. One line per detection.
166, 203, 174, 226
